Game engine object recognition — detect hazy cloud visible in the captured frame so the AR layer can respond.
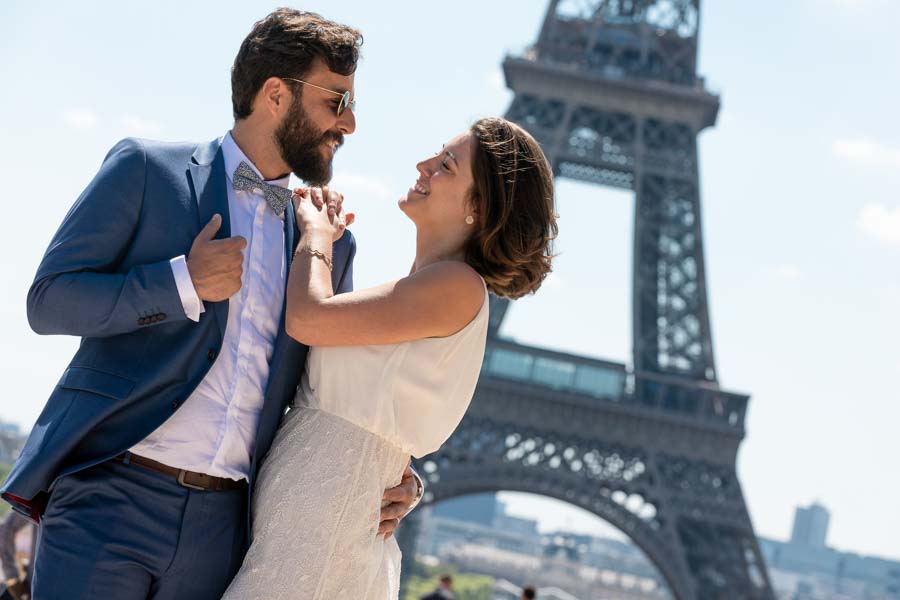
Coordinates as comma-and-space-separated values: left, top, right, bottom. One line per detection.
832, 138, 900, 169
772, 265, 802, 281
858, 203, 900, 247
329, 172, 395, 202
120, 114, 162, 136
62, 109, 98, 130
487, 69, 505, 92
542, 271, 566, 290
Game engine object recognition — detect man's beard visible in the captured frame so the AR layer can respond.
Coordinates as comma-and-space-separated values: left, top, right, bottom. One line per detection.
274, 97, 343, 187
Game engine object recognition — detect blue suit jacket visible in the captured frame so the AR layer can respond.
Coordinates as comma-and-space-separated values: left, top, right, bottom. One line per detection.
1, 137, 356, 521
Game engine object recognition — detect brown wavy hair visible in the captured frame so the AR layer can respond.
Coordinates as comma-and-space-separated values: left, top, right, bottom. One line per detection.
465, 117, 557, 299
231, 9, 363, 120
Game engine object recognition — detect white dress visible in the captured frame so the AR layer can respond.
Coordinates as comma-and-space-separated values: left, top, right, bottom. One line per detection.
222, 283, 489, 599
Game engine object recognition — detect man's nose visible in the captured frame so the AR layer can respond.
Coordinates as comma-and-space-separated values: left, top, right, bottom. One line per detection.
337, 107, 356, 135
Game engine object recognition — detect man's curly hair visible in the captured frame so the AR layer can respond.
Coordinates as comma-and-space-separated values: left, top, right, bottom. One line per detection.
231, 9, 363, 120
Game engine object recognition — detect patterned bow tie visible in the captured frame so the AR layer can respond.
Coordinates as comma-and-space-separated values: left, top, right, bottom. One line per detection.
232, 161, 292, 217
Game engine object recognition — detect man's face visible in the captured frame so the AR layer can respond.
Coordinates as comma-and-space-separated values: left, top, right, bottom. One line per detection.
274, 59, 356, 186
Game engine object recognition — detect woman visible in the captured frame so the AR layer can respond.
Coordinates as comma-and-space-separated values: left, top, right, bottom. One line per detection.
223, 116, 557, 599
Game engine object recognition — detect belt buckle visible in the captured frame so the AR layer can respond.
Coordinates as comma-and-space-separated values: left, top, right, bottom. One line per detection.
177, 470, 206, 491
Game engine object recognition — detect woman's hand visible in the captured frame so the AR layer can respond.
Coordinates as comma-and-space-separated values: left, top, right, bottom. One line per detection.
293, 187, 355, 242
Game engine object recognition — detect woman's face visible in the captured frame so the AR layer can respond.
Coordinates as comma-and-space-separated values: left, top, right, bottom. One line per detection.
399, 132, 476, 229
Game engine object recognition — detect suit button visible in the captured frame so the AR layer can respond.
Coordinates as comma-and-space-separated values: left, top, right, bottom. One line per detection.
138, 318, 147, 325
158, 313, 167, 321
207, 348, 217, 361
171, 400, 180, 409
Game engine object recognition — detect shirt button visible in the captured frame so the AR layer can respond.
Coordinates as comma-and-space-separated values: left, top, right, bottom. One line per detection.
207, 348, 217, 361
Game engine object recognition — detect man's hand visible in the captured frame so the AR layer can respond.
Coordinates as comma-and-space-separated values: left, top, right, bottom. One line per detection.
379, 461, 419, 539
186, 214, 247, 302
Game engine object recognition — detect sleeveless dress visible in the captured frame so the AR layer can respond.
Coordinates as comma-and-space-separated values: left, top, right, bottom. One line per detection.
222, 283, 489, 599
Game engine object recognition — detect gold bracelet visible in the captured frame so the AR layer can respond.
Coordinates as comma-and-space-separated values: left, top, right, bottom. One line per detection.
296, 245, 333, 272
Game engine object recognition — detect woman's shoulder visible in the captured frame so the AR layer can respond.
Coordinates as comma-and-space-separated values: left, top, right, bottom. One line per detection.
413, 261, 485, 310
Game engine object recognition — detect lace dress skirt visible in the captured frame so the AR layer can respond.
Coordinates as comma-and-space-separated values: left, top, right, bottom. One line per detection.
222, 407, 409, 599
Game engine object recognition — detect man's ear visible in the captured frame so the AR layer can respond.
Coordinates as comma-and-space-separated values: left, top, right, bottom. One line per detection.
258, 77, 292, 118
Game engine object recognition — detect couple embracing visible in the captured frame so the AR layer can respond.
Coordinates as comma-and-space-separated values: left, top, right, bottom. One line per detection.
2, 8, 556, 600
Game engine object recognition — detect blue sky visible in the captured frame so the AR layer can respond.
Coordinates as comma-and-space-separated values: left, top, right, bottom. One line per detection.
1, 1, 898, 560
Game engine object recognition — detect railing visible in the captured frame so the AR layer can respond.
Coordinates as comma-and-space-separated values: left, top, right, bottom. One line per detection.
480, 339, 747, 430
632, 370, 748, 430
481, 339, 627, 401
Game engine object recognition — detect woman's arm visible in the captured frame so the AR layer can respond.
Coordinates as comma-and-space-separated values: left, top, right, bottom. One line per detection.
285, 193, 484, 347
286, 229, 483, 347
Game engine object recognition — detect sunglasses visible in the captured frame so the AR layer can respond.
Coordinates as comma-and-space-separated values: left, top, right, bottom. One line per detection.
281, 77, 355, 116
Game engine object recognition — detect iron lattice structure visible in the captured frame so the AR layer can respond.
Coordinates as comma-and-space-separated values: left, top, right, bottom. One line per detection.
398, 2, 775, 599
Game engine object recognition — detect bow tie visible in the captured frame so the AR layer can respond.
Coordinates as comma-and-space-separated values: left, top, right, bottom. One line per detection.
232, 161, 292, 217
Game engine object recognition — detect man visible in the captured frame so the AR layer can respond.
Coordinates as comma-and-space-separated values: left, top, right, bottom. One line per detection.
420, 574, 455, 600
1, 9, 421, 599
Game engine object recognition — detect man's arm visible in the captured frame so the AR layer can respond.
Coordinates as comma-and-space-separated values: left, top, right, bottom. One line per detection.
26, 138, 189, 337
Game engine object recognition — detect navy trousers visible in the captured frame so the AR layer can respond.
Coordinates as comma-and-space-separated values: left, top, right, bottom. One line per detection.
31, 458, 247, 599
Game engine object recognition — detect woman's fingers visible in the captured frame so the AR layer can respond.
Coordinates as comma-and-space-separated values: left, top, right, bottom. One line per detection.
310, 187, 325, 210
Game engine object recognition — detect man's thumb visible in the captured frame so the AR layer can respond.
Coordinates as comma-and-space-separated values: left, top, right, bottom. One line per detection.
195, 214, 222, 243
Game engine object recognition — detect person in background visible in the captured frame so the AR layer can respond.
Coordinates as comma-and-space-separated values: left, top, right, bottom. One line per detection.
420, 573, 455, 600
0, 511, 33, 600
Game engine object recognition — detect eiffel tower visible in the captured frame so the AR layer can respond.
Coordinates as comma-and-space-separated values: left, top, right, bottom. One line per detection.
398, 1, 775, 598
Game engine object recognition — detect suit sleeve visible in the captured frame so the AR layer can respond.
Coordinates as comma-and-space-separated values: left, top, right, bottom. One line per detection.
333, 230, 357, 295
27, 138, 188, 337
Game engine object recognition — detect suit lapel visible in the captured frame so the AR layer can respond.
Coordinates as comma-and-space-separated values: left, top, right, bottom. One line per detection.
187, 139, 230, 336
269, 200, 297, 367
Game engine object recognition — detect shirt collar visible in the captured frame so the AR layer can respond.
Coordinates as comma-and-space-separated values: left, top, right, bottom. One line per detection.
222, 131, 291, 189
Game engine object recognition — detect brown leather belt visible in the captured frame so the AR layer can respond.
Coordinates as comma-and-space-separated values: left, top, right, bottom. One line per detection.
114, 453, 246, 492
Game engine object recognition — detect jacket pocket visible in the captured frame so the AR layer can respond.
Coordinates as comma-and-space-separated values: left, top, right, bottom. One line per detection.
59, 366, 135, 400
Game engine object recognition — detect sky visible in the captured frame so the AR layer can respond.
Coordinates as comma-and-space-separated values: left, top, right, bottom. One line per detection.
1, 0, 898, 562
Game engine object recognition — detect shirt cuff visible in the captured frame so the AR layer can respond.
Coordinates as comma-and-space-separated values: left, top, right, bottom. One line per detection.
169, 255, 204, 322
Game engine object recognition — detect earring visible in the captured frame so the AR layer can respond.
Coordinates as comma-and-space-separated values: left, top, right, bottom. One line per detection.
465, 215, 475, 225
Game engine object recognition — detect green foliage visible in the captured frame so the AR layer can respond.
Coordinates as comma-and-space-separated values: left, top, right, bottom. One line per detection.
403, 563, 494, 600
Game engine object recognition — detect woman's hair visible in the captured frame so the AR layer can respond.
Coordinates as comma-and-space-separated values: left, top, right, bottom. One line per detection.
465, 117, 557, 299
231, 9, 363, 120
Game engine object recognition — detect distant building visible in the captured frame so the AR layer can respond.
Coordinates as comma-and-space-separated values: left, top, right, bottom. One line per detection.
416, 499, 671, 598
494, 513, 539, 538
417, 511, 543, 558
790, 502, 830, 550
433, 493, 499, 527
0, 421, 26, 464
759, 502, 900, 599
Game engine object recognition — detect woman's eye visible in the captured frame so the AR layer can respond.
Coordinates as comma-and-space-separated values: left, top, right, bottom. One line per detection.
441, 161, 450, 171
